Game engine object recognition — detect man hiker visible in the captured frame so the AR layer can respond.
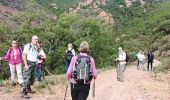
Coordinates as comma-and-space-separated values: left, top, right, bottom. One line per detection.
66, 41, 97, 100
115, 47, 126, 82
65, 43, 75, 72
147, 50, 154, 72
21, 35, 39, 98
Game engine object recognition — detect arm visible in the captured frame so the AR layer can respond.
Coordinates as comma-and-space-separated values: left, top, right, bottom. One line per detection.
22, 44, 29, 69
91, 58, 97, 79
2, 49, 11, 61
72, 49, 76, 56
22, 53, 28, 67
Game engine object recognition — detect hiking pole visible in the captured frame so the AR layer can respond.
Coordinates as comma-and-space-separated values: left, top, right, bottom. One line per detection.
92, 79, 95, 100
64, 80, 69, 100
42, 66, 53, 94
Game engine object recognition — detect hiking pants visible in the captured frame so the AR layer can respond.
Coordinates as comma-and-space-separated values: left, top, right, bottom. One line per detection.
9, 63, 23, 84
22, 61, 36, 87
37, 63, 42, 81
139, 61, 145, 71
117, 63, 126, 81
71, 83, 90, 100
147, 61, 153, 71
137, 59, 139, 70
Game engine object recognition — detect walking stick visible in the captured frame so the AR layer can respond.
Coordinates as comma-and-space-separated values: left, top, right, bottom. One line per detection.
92, 79, 95, 100
64, 81, 69, 100
42, 65, 53, 94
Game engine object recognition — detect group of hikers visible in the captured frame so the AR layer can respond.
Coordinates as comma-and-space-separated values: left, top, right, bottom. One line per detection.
136, 50, 154, 71
0, 35, 46, 98
115, 47, 155, 82
0, 35, 155, 100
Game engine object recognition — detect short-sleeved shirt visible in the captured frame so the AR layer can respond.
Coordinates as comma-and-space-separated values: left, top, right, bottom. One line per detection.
23, 43, 39, 62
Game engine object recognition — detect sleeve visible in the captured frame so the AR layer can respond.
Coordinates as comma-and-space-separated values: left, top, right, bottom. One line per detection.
40, 49, 46, 57
91, 57, 97, 79
72, 49, 76, 56
66, 56, 77, 79
23, 44, 30, 55
2, 49, 11, 61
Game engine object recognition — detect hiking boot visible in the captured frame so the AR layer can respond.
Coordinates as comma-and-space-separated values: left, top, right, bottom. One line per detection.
27, 86, 36, 93
11, 82, 16, 86
21, 88, 29, 99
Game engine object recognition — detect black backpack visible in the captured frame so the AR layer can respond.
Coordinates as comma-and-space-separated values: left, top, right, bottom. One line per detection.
66, 50, 73, 62
125, 53, 129, 62
72, 55, 93, 84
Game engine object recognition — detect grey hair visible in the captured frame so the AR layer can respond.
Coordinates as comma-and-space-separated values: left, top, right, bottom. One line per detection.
79, 41, 89, 53
31, 35, 38, 40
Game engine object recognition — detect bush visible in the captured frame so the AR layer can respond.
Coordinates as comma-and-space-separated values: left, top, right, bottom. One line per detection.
153, 57, 170, 73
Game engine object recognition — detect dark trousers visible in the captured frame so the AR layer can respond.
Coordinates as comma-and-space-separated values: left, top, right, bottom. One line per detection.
71, 83, 90, 100
137, 59, 139, 70
37, 63, 42, 81
147, 61, 153, 71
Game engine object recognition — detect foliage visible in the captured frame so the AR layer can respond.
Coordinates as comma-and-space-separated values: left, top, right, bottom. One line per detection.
35, 0, 84, 15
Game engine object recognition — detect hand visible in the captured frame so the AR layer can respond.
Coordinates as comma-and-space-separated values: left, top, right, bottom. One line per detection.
114, 58, 118, 61
24, 65, 29, 71
0, 57, 2, 60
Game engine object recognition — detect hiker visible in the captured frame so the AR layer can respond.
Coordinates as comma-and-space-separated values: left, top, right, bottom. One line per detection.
138, 52, 145, 71
66, 41, 97, 100
0, 40, 24, 86
36, 42, 46, 82
147, 50, 154, 72
65, 43, 75, 72
21, 35, 39, 98
136, 50, 141, 70
115, 47, 126, 82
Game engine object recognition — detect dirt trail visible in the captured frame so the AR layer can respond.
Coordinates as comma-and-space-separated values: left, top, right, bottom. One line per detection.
0, 59, 170, 100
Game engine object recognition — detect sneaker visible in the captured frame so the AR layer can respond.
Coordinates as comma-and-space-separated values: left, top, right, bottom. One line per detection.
11, 82, 16, 86
21, 94, 30, 99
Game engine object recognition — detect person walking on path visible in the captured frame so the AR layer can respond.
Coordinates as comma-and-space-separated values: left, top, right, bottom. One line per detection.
115, 47, 126, 82
36, 42, 46, 82
136, 50, 142, 70
0, 40, 24, 86
66, 41, 97, 100
65, 43, 75, 72
21, 35, 39, 98
138, 52, 146, 71
147, 50, 154, 72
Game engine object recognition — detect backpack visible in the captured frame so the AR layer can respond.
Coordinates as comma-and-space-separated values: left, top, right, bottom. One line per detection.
9, 47, 22, 61
125, 53, 129, 62
66, 50, 73, 62
72, 55, 93, 84
148, 52, 154, 61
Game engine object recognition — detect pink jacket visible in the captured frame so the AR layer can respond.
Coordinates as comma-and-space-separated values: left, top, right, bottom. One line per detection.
66, 53, 97, 84
3, 47, 22, 65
